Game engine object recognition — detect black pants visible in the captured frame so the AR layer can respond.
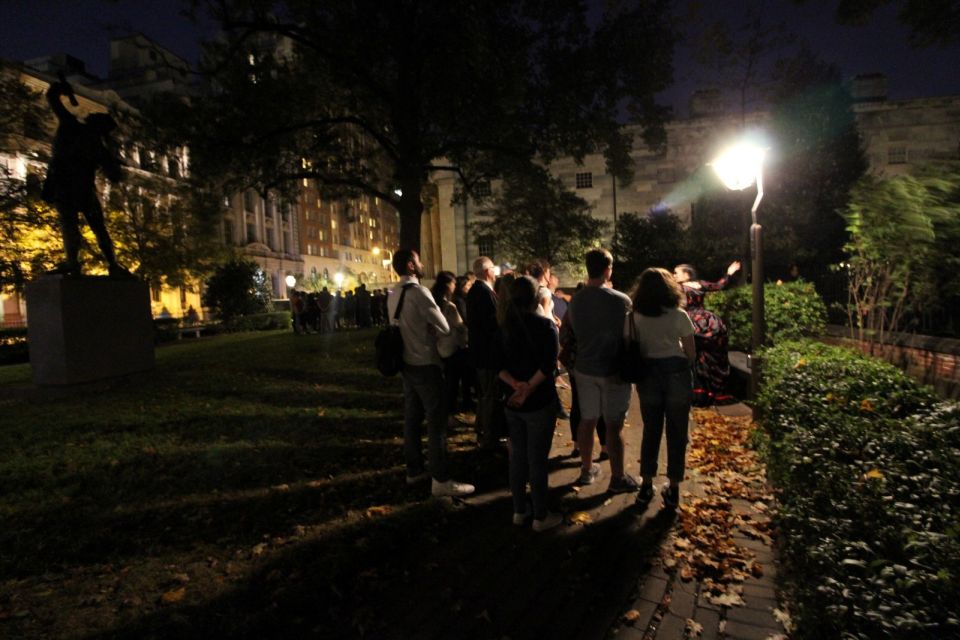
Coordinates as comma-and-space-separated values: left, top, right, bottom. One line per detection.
442, 349, 470, 416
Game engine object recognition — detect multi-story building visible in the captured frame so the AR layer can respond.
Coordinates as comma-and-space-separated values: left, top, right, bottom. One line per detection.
430, 79, 960, 279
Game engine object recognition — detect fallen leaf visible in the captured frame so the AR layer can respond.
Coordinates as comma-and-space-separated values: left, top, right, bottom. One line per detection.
623, 609, 642, 623
160, 587, 186, 604
864, 469, 884, 480
568, 511, 593, 525
271, 483, 291, 492
251, 543, 267, 557
686, 618, 704, 636
680, 565, 694, 582
707, 591, 745, 608
366, 505, 394, 517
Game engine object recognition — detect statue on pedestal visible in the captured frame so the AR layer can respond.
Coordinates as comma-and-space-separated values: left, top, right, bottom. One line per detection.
41, 75, 130, 277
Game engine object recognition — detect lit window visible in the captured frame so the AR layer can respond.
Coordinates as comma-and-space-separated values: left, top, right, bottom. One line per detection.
331, 219, 337, 230
575, 172, 593, 189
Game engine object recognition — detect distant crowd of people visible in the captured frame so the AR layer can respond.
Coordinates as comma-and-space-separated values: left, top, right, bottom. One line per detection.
289, 284, 392, 333
383, 247, 739, 531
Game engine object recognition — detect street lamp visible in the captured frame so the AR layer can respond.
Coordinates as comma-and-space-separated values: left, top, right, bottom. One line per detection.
284, 274, 297, 289
333, 272, 344, 290
710, 141, 767, 395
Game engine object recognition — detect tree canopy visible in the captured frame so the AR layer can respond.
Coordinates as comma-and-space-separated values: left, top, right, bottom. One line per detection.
473, 164, 606, 273
178, 0, 677, 250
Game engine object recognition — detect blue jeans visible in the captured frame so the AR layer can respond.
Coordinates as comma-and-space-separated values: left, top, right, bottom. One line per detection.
402, 364, 448, 482
637, 357, 693, 483
506, 404, 555, 519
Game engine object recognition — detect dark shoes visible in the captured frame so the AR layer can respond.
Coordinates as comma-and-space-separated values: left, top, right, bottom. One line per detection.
660, 483, 680, 510
635, 482, 654, 506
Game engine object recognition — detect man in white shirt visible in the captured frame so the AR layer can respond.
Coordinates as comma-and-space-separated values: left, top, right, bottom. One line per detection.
389, 249, 475, 498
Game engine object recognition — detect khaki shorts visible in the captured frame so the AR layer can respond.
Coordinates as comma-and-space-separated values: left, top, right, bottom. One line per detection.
573, 371, 631, 423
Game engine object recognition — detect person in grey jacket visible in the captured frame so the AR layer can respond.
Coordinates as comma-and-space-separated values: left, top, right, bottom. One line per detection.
389, 250, 474, 498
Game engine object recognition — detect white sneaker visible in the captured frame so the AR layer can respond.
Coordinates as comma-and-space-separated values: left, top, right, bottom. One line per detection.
431, 479, 475, 497
577, 463, 602, 485
532, 512, 564, 532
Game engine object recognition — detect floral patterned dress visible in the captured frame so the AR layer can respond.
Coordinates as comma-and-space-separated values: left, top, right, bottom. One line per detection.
682, 276, 731, 403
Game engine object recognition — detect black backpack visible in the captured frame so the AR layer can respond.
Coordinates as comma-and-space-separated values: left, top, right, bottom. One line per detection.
374, 283, 416, 376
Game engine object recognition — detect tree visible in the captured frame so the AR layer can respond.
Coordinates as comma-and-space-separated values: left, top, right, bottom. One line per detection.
611, 211, 687, 289
179, 0, 678, 250
840, 165, 960, 342
472, 164, 606, 273
797, 0, 960, 47
761, 47, 868, 276
202, 257, 274, 322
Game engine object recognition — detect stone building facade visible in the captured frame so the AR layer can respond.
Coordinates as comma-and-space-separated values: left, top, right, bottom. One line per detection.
427, 79, 960, 280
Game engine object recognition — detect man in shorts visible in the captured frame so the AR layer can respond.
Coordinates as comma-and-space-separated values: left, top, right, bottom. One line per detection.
567, 249, 639, 493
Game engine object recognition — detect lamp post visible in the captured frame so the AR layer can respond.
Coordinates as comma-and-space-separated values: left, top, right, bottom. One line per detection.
710, 142, 767, 397
333, 271, 344, 291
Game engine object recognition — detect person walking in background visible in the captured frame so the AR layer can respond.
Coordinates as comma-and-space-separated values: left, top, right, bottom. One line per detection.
390, 250, 474, 498
628, 268, 696, 510
432, 271, 470, 428
567, 249, 638, 493
673, 261, 740, 405
467, 256, 506, 450
496, 276, 563, 532
318, 287, 334, 333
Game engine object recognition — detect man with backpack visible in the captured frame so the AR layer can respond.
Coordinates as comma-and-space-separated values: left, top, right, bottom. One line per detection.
388, 249, 475, 497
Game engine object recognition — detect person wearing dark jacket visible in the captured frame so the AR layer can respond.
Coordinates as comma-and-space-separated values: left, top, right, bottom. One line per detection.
466, 256, 505, 449
496, 276, 563, 532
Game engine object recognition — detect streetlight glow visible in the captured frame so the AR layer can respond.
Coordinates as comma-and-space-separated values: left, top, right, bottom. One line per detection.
710, 142, 766, 192
285, 274, 297, 288
372, 246, 381, 256
333, 272, 344, 288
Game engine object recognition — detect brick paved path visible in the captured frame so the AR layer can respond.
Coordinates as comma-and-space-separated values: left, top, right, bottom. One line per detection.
606, 402, 787, 640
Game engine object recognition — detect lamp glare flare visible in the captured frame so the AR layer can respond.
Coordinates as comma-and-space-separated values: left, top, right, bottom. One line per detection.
711, 143, 766, 192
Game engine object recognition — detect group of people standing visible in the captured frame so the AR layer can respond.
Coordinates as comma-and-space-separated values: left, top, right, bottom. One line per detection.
386, 246, 738, 530
291, 284, 390, 334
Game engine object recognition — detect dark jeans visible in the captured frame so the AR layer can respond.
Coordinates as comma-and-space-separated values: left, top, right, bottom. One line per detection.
506, 404, 555, 519
637, 357, 693, 483
568, 372, 606, 446
402, 364, 449, 482
442, 349, 470, 416
475, 367, 506, 447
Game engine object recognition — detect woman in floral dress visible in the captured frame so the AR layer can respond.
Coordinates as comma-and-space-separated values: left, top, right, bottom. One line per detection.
673, 261, 740, 405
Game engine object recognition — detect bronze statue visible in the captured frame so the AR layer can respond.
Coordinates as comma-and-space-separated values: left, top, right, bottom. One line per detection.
42, 75, 129, 277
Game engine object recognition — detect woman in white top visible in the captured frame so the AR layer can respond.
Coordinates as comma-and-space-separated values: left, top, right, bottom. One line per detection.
627, 267, 696, 510
431, 271, 469, 426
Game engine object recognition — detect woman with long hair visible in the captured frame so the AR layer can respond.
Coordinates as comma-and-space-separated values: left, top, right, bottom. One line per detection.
673, 261, 739, 405
496, 276, 563, 531
431, 271, 469, 426
628, 268, 696, 510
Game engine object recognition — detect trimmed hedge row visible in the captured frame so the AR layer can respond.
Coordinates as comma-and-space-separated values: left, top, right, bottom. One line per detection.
758, 340, 960, 639
223, 311, 291, 332
705, 280, 827, 352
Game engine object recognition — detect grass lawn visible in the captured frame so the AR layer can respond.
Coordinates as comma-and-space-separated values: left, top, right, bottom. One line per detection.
0, 330, 672, 640
0, 330, 498, 638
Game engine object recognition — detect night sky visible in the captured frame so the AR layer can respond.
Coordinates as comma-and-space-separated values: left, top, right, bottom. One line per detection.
2, 0, 960, 116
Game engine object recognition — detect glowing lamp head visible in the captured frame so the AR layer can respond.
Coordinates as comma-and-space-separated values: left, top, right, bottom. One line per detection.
334, 272, 344, 286
711, 143, 767, 191
285, 275, 297, 288
372, 246, 381, 256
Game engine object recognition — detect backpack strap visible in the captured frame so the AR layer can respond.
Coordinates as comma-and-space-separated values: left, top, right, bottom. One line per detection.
392, 283, 417, 323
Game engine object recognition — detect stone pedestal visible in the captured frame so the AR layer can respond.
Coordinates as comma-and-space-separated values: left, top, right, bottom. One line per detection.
26, 276, 155, 386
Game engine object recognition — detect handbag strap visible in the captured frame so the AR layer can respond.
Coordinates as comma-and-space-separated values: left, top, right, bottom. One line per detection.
393, 283, 417, 323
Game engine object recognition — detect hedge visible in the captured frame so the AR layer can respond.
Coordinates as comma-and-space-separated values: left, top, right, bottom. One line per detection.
224, 311, 291, 332
0, 326, 28, 365
758, 340, 960, 639
705, 280, 827, 352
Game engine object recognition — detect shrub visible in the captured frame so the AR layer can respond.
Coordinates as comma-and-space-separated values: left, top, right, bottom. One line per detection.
225, 311, 290, 332
759, 340, 960, 639
202, 258, 274, 323
706, 280, 827, 351
0, 326, 28, 365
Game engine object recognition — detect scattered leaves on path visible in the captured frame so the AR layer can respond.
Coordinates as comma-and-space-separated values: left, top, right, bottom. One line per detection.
568, 511, 593, 525
159, 587, 186, 605
661, 409, 777, 609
